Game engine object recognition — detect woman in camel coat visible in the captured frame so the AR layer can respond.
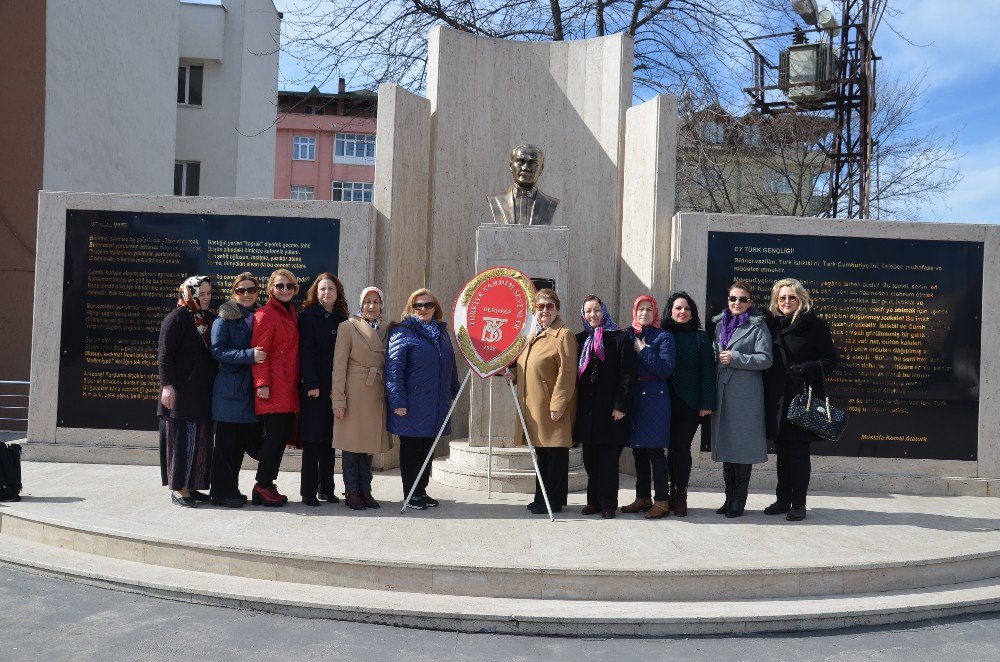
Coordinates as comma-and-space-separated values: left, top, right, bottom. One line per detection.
510, 289, 577, 514
332, 286, 392, 510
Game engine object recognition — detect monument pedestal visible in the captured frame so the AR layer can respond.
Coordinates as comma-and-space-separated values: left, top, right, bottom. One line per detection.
433, 224, 575, 494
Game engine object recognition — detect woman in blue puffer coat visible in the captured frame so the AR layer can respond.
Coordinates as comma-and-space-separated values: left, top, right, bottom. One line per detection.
209, 272, 265, 508
385, 288, 460, 510
621, 294, 675, 519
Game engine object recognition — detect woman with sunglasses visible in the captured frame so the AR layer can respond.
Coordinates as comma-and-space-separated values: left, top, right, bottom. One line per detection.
297, 272, 350, 506
574, 295, 636, 519
660, 292, 716, 517
763, 278, 837, 522
250, 269, 301, 506
385, 288, 460, 510
208, 272, 266, 508
711, 281, 772, 518
508, 289, 577, 515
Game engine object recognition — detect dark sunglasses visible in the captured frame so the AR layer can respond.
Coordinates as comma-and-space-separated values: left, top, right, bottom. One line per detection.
274, 283, 296, 291
412, 302, 436, 311
535, 302, 556, 311
728, 295, 750, 304
234, 286, 258, 295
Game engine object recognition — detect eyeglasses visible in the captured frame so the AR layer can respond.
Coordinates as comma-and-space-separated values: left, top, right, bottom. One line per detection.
412, 302, 436, 311
728, 296, 750, 304
535, 303, 556, 311
234, 286, 258, 295
273, 283, 295, 291
778, 295, 798, 302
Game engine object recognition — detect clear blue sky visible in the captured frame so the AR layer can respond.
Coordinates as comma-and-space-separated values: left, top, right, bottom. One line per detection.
194, 0, 997, 223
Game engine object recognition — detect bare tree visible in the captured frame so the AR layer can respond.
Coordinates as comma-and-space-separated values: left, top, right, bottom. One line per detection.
283, 0, 789, 99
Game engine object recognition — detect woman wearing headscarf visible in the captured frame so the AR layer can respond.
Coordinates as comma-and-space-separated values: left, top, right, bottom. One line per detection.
385, 288, 461, 510
711, 280, 773, 518
509, 288, 577, 515
297, 273, 350, 506
763, 278, 837, 522
660, 292, 716, 517
621, 295, 675, 519
209, 272, 265, 508
574, 295, 636, 519
332, 286, 392, 510
250, 269, 300, 507
158, 275, 217, 508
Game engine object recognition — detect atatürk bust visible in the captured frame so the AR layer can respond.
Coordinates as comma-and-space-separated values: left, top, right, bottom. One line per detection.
486, 145, 559, 225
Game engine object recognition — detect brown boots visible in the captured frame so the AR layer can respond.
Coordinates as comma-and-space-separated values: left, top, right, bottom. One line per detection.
673, 489, 689, 517
645, 501, 669, 519
346, 491, 367, 510
620, 497, 653, 513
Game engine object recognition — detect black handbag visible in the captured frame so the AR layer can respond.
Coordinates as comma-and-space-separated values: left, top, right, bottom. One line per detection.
786, 367, 848, 442
0, 442, 23, 502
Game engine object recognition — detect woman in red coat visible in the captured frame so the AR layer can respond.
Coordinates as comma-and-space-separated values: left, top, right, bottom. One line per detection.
250, 268, 300, 506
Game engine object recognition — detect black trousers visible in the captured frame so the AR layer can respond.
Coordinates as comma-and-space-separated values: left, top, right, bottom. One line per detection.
533, 447, 569, 508
256, 413, 294, 486
582, 443, 624, 509
211, 422, 257, 498
668, 417, 703, 492
632, 447, 669, 501
399, 435, 434, 498
300, 443, 335, 498
775, 437, 812, 506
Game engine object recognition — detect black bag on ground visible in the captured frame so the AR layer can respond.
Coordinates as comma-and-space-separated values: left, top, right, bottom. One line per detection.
0, 442, 23, 502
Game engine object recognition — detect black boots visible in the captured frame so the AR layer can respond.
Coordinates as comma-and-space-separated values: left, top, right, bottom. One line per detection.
726, 463, 752, 518
716, 463, 735, 514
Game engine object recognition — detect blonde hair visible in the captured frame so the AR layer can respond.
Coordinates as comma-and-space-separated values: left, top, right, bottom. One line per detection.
265, 269, 298, 298
769, 278, 812, 322
401, 288, 443, 322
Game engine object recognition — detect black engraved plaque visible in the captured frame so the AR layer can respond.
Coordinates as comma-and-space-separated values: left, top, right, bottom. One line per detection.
57, 210, 341, 430
705, 231, 982, 460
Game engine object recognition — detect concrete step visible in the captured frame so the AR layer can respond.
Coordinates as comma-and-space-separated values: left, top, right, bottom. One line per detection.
3, 508, 999, 603
445, 440, 583, 471
431, 457, 588, 493
3, 533, 1000, 636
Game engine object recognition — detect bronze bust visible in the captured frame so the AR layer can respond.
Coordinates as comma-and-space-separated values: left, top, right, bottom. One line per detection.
486, 145, 559, 225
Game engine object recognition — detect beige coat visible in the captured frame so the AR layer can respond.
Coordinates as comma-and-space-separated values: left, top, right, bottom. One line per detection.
515, 316, 578, 448
331, 317, 392, 454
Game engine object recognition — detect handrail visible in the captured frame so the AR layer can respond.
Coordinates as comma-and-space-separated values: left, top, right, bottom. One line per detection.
0, 380, 29, 428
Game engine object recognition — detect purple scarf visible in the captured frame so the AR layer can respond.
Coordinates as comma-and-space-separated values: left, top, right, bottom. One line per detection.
718, 306, 755, 349
578, 297, 620, 378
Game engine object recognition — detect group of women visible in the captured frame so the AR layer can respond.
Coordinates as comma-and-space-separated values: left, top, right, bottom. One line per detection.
157, 270, 836, 522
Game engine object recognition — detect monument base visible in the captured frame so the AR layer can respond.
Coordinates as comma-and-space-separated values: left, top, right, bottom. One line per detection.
431, 439, 586, 493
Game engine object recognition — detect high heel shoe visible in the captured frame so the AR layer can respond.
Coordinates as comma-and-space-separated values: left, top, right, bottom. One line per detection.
252, 483, 286, 507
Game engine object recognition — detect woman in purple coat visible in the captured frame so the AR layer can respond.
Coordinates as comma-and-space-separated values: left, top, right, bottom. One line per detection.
385, 288, 460, 511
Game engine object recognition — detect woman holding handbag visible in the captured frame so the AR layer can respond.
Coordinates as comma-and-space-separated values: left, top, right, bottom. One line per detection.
763, 278, 837, 522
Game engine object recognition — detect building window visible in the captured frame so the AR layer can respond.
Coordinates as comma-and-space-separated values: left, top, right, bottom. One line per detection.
304, 105, 324, 115
174, 162, 200, 196
697, 121, 725, 144
290, 185, 315, 200
292, 136, 316, 161
177, 65, 204, 106
334, 133, 376, 165
765, 169, 794, 194
332, 181, 373, 202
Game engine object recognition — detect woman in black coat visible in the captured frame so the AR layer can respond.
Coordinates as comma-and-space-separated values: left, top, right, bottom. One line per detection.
158, 276, 218, 508
763, 278, 837, 522
574, 295, 636, 519
298, 273, 350, 506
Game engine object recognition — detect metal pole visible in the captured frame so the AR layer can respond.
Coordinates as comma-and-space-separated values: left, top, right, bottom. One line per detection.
400, 371, 473, 513
508, 380, 554, 522
487, 376, 493, 498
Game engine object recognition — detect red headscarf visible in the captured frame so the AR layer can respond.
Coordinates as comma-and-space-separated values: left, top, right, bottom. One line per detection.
631, 295, 660, 335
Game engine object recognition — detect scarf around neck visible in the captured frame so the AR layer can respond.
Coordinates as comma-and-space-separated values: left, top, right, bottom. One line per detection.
719, 306, 756, 349
578, 297, 620, 378
179, 275, 211, 348
412, 316, 441, 342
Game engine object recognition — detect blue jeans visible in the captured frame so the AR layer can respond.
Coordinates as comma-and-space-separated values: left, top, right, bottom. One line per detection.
342, 450, 374, 493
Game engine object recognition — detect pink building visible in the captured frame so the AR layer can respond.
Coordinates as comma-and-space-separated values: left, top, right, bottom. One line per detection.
274, 82, 377, 201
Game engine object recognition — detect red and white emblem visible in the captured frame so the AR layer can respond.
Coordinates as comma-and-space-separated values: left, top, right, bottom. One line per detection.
453, 267, 537, 378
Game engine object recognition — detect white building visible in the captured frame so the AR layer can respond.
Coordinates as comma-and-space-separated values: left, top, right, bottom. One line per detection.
0, 0, 280, 385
